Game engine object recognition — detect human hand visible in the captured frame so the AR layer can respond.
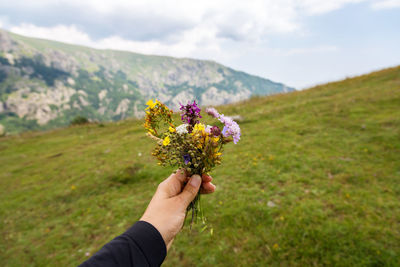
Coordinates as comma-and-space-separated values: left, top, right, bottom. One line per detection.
140, 170, 216, 250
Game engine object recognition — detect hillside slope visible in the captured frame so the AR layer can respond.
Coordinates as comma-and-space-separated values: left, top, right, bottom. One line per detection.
0, 29, 293, 134
0, 66, 399, 266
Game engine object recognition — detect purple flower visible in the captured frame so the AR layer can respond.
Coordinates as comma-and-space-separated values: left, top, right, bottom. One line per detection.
183, 154, 191, 165
180, 101, 202, 133
219, 115, 241, 144
205, 107, 220, 118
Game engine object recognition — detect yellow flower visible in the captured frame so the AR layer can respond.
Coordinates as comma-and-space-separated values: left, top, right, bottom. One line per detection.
169, 126, 176, 133
272, 243, 279, 250
146, 99, 156, 109
197, 142, 203, 149
162, 136, 170, 146
193, 123, 205, 134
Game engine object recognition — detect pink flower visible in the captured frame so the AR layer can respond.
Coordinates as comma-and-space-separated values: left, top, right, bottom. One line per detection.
219, 115, 241, 144
205, 107, 220, 118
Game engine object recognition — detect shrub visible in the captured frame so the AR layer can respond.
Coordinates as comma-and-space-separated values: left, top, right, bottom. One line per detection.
70, 116, 89, 125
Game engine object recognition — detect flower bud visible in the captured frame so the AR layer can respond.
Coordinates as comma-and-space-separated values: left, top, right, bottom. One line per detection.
210, 126, 221, 136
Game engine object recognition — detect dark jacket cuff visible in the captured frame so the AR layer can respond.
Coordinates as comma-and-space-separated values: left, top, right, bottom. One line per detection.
125, 220, 167, 266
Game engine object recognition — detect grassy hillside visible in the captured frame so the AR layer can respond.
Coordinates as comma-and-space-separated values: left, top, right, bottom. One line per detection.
0, 66, 399, 266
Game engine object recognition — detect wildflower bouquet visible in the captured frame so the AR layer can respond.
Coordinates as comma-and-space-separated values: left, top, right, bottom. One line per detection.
144, 99, 241, 224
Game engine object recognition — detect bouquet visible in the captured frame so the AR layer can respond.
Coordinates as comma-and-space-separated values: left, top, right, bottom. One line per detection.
144, 99, 241, 225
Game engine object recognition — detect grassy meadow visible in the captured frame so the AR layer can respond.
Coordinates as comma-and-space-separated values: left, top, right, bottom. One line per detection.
0, 66, 399, 266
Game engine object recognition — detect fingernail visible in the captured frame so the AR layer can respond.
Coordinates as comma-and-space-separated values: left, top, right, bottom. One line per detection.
190, 175, 201, 187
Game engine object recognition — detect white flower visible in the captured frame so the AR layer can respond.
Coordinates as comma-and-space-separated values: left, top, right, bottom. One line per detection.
176, 124, 188, 134
205, 125, 212, 134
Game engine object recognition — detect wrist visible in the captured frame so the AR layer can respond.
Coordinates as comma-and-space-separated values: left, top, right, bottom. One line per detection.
140, 216, 170, 248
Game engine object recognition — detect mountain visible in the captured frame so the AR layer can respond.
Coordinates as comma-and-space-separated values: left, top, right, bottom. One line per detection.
1, 66, 399, 266
0, 29, 293, 134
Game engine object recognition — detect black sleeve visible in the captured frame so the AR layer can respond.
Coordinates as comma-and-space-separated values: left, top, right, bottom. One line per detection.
79, 221, 167, 267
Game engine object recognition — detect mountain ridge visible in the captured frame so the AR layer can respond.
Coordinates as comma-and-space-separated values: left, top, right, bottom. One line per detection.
0, 29, 293, 134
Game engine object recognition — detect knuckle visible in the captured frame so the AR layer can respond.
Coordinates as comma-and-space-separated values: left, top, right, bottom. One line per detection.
186, 185, 198, 195
157, 181, 166, 191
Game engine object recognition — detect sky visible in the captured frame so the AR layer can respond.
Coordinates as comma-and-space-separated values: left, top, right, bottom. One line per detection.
0, 0, 399, 89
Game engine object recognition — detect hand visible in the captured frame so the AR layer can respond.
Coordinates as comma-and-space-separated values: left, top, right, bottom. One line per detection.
140, 170, 216, 250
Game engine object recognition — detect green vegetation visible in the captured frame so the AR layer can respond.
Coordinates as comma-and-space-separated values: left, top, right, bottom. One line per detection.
70, 116, 89, 125
0, 67, 399, 266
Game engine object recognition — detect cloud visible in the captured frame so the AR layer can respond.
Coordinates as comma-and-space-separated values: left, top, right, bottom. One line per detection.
2, 0, 396, 46
298, 0, 366, 15
3, 1, 366, 62
10, 24, 92, 45
0, 0, 371, 43
370, 0, 400, 9
9, 23, 224, 59
2, 0, 399, 89
0, 1, 193, 41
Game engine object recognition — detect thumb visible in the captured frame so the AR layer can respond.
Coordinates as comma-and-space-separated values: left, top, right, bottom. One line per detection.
178, 175, 202, 207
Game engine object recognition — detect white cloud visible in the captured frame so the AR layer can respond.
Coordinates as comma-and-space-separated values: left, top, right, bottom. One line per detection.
10, 24, 92, 45
5, 0, 364, 70
1, 0, 371, 42
3, 0, 399, 89
298, 0, 366, 15
370, 0, 400, 9
9, 23, 225, 60
4, 0, 369, 58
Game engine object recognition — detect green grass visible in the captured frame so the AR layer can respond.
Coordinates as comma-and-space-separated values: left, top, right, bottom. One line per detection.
1, 66, 400, 266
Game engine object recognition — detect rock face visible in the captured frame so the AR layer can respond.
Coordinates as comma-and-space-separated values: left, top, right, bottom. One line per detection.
115, 99, 130, 119
201, 86, 252, 106
0, 29, 295, 133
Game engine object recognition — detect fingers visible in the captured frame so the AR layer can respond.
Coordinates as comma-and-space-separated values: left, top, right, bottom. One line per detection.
200, 182, 216, 194
200, 174, 215, 194
157, 169, 188, 198
158, 171, 215, 199
202, 174, 213, 183
177, 175, 202, 207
